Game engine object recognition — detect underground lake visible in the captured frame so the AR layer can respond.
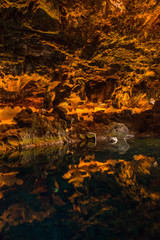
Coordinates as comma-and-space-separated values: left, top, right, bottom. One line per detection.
0, 137, 159, 240
0, 0, 160, 239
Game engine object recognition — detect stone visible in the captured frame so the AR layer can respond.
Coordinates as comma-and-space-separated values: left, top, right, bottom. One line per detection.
125, 134, 135, 140
108, 137, 118, 145
0, 0, 160, 150
153, 161, 158, 168
149, 98, 155, 105
110, 123, 129, 139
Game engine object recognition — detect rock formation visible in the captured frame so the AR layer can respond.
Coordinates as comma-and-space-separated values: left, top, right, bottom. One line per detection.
0, 0, 160, 150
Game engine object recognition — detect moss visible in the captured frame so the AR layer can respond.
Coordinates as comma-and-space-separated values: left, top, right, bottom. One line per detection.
21, 135, 64, 147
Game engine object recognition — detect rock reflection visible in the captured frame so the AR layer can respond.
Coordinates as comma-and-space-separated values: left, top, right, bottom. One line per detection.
63, 154, 160, 239
0, 172, 23, 189
0, 141, 159, 240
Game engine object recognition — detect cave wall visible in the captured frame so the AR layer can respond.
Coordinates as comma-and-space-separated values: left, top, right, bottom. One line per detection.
0, 0, 160, 109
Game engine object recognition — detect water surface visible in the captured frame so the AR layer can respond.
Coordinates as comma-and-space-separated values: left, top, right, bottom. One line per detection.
0, 137, 160, 240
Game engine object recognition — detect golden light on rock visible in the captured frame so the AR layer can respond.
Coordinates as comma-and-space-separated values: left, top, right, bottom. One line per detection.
0, 1, 159, 239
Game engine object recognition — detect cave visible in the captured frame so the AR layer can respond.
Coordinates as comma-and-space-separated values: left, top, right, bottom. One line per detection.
0, 1, 160, 239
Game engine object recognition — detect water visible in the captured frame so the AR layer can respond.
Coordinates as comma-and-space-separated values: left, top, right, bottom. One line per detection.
0, 137, 160, 240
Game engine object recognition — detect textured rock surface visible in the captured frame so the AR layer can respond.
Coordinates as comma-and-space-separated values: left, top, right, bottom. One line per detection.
0, 0, 159, 107
0, 0, 160, 149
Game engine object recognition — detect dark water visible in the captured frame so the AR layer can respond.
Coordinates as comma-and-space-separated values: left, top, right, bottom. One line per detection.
0, 137, 160, 240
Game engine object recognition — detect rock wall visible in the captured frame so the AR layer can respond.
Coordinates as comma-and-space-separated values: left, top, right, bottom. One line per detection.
0, 0, 159, 109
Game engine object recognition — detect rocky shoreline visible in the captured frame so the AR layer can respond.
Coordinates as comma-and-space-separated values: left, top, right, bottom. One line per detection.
0, 0, 160, 155
1, 100, 160, 154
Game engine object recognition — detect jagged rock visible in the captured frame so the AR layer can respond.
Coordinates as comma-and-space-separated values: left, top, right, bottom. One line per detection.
85, 79, 117, 103
0, 124, 16, 133
13, 108, 35, 128
52, 106, 71, 128
69, 113, 79, 123
30, 8, 60, 32
52, 106, 67, 120
93, 111, 109, 125
0, 0, 160, 150
0, 0, 159, 111
52, 85, 72, 106
43, 92, 52, 110
0, 88, 19, 103
110, 110, 133, 122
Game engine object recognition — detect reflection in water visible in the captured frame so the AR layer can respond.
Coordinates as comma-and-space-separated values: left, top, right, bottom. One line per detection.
0, 138, 160, 240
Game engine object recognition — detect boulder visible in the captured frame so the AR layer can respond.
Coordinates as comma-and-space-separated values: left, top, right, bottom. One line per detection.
109, 123, 129, 139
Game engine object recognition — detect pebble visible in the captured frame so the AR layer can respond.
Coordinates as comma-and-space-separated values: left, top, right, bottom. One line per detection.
153, 161, 158, 167
109, 137, 118, 145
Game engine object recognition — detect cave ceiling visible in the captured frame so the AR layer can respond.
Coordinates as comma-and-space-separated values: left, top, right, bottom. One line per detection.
0, 0, 160, 110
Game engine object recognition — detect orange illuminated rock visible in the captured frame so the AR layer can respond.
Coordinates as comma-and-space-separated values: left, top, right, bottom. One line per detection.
0, 0, 160, 150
